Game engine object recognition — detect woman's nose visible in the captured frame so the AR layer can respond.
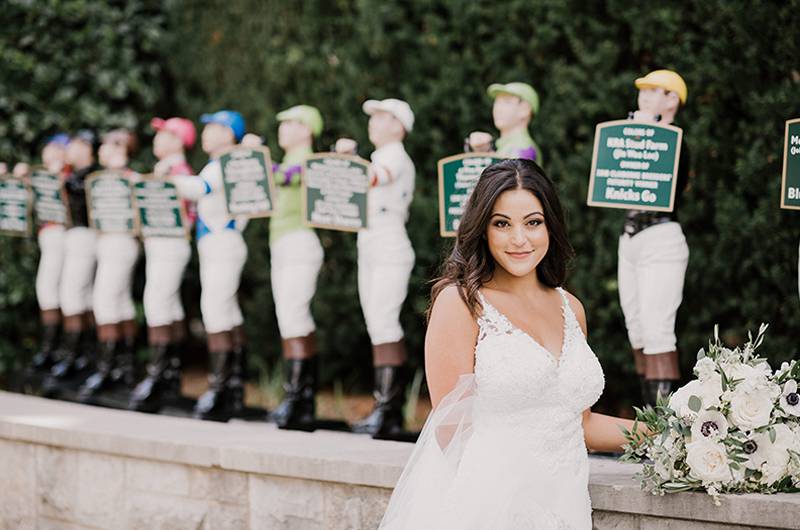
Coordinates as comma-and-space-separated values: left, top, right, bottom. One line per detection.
510, 226, 526, 246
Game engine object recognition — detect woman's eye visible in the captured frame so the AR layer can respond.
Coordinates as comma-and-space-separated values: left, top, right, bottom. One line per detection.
527, 219, 542, 226
493, 220, 509, 228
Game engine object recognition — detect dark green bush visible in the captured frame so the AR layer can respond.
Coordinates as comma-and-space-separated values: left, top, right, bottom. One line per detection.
3, 1, 800, 411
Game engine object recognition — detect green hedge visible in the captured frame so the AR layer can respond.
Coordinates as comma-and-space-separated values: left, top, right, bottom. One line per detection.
3, 1, 800, 410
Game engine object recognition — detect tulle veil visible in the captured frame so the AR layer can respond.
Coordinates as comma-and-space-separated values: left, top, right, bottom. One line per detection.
379, 373, 477, 529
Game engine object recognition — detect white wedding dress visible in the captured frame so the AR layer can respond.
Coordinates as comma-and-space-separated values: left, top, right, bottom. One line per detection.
380, 288, 606, 529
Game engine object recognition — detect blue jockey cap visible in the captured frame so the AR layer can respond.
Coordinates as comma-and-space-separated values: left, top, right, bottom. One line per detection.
200, 110, 246, 142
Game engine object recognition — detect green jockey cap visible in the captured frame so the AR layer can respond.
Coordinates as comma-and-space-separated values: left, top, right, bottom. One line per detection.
487, 82, 540, 116
276, 105, 324, 137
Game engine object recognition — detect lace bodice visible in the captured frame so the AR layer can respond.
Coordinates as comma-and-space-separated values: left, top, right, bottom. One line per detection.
473, 288, 605, 453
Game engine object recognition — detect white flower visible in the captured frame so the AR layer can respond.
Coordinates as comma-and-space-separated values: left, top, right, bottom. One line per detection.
742, 431, 771, 470
694, 357, 718, 382
690, 410, 729, 441
741, 425, 794, 483
685, 438, 733, 484
727, 386, 775, 431
723, 361, 772, 392
780, 380, 800, 417
669, 378, 722, 418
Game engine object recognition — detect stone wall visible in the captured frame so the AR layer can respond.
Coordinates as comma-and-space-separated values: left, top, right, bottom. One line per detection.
1, 391, 798, 530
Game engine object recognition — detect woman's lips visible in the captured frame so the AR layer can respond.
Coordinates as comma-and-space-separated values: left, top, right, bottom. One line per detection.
506, 250, 533, 259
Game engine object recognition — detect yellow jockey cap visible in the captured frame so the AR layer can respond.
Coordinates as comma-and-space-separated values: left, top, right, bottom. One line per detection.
634, 70, 687, 104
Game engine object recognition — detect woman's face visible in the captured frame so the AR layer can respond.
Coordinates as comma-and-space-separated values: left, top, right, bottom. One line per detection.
486, 187, 549, 278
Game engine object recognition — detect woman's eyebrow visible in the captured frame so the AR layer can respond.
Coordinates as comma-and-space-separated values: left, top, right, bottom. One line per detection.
524, 211, 544, 219
490, 212, 510, 219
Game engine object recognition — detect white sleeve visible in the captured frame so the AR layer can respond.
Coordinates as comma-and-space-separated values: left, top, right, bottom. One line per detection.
173, 162, 222, 200
371, 147, 405, 187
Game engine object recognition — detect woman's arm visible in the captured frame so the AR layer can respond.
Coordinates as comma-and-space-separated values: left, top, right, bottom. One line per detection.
425, 285, 479, 409
564, 290, 649, 452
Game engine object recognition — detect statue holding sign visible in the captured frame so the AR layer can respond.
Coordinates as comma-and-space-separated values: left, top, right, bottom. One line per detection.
172, 110, 249, 421
263, 105, 326, 432
336, 98, 416, 438
78, 128, 141, 402
129, 117, 196, 413
43, 130, 101, 394
17, 134, 70, 378
467, 82, 542, 162
616, 70, 691, 405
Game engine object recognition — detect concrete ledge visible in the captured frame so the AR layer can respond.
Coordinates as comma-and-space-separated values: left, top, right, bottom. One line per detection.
1, 390, 799, 529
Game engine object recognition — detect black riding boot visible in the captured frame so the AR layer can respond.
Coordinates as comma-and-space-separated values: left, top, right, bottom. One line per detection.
269, 357, 317, 432
645, 379, 674, 407
193, 350, 233, 422
111, 335, 137, 388
77, 340, 116, 402
128, 344, 173, 412
29, 323, 61, 373
352, 366, 406, 438
227, 344, 246, 418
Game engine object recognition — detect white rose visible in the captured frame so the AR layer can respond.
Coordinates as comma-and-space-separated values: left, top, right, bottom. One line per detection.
761, 450, 790, 485
669, 379, 722, 418
727, 386, 775, 431
780, 380, 800, 417
685, 438, 733, 484
724, 361, 772, 392
694, 357, 718, 382
690, 410, 729, 441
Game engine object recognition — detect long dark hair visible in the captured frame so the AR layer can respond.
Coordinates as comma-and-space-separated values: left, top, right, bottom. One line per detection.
430, 158, 574, 318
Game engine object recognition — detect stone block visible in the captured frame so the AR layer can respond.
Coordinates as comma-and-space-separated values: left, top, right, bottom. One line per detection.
0, 439, 36, 530
249, 475, 325, 530
124, 491, 208, 530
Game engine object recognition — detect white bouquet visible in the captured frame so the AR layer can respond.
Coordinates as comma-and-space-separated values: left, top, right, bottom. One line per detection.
622, 324, 800, 501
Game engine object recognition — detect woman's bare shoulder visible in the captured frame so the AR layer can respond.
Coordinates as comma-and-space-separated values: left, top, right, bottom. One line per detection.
431, 284, 476, 323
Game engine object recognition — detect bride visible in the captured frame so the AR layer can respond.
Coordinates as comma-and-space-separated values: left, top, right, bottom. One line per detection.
380, 159, 647, 529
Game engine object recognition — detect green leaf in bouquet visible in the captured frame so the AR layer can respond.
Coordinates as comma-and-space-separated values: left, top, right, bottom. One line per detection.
769, 426, 776, 444
730, 462, 741, 470
688, 395, 702, 413
720, 369, 729, 392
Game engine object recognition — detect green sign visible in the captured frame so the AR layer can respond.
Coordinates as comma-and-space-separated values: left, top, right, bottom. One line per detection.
0, 177, 32, 237
134, 175, 188, 238
781, 118, 800, 210
302, 153, 370, 232
587, 120, 683, 211
29, 167, 70, 226
438, 153, 505, 237
86, 170, 137, 234
219, 146, 275, 218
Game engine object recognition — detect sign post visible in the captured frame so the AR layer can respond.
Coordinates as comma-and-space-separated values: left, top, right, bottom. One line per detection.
133, 175, 189, 238
29, 167, 70, 227
780, 118, 800, 210
437, 153, 505, 237
0, 176, 32, 237
586, 120, 683, 211
302, 153, 370, 232
86, 170, 138, 234
219, 146, 276, 218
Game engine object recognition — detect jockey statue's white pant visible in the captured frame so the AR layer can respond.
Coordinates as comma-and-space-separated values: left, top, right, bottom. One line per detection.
93, 233, 140, 326
198, 230, 247, 334
60, 226, 97, 317
618, 222, 689, 354
270, 229, 323, 339
143, 237, 191, 327
36, 224, 66, 311
358, 223, 415, 345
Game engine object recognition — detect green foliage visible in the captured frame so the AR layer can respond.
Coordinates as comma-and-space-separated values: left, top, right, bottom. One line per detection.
3, 1, 800, 411
0, 0, 167, 374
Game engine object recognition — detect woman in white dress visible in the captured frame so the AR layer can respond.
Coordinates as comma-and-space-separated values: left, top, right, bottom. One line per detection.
380, 159, 648, 529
